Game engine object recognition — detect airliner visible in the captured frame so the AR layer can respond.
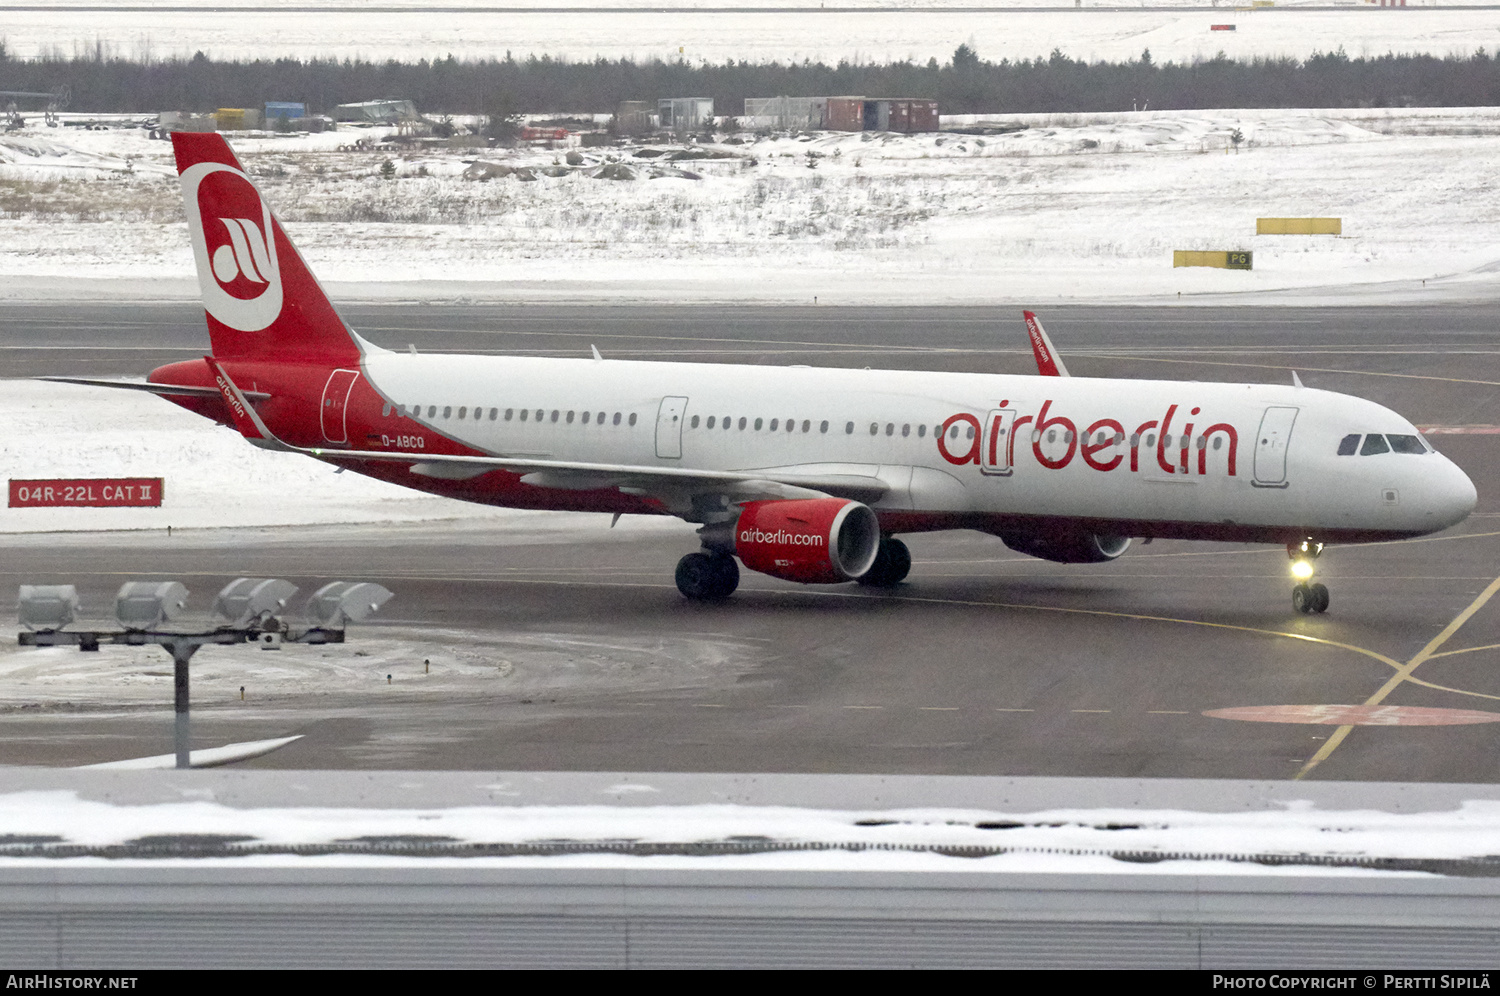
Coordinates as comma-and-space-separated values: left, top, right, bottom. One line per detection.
54, 134, 1477, 613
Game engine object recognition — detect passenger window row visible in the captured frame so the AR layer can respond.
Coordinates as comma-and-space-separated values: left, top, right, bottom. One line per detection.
378, 401, 975, 442
1337, 433, 1428, 456
389, 403, 640, 427
1053, 431, 1226, 452
685, 417, 954, 439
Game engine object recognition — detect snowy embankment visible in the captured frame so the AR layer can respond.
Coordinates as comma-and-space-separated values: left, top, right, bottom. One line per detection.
0, 378, 685, 536
4, 106, 1500, 305
2, 786, 1499, 872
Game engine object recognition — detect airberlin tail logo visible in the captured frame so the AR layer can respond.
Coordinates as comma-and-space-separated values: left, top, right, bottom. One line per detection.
212, 218, 272, 286
180, 162, 284, 333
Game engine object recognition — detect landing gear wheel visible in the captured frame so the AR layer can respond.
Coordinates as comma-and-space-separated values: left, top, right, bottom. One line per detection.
857, 536, 912, 588
1310, 582, 1330, 614
675, 552, 739, 600
1292, 583, 1313, 614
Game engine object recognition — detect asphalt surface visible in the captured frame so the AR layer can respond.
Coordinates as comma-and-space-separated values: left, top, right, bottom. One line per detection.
5, 301, 1500, 780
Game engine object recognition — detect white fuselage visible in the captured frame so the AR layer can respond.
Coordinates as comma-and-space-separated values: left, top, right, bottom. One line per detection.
351, 350, 1477, 541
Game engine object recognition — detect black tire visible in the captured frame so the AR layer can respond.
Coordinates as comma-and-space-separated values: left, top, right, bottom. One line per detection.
858, 536, 911, 587
1292, 583, 1313, 614
676, 552, 737, 600
709, 554, 740, 598
1311, 582, 1330, 614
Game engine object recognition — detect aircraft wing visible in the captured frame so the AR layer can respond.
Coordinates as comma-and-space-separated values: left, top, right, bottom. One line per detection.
343, 452, 886, 505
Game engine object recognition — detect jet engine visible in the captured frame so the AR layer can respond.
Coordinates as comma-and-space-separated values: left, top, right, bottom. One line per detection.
997, 529, 1131, 564
735, 498, 881, 584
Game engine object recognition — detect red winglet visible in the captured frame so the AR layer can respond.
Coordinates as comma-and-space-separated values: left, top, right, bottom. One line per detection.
1022, 310, 1070, 377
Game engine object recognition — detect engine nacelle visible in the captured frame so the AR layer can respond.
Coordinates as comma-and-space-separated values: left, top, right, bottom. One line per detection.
735, 498, 881, 584
998, 529, 1131, 564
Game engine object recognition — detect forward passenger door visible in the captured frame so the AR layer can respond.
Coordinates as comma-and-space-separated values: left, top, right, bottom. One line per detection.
1253, 406, 1299, 487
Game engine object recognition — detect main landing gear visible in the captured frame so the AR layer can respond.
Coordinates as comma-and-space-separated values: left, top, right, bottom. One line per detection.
1288, 538, 1329, 615
857, 535, 912, 588
675, 551, 740, 600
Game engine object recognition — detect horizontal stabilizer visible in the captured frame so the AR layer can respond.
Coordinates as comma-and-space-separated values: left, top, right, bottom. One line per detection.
39, 376, 270, 400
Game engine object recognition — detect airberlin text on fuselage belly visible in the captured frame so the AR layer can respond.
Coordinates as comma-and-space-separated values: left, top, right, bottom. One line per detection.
273, 350, 1460, 545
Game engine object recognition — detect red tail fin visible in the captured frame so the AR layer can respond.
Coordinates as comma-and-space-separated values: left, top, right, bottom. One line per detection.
172, 133, 359, 365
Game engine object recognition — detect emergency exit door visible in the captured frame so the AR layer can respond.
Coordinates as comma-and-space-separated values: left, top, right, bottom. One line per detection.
656, 396, 688, 459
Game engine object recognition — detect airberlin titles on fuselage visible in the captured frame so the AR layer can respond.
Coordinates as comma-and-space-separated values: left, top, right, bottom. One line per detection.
938, 401, 1238, 477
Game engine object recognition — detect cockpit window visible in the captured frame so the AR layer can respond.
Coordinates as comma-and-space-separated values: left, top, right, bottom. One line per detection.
1360, 433, 1391, 456
1337, 434, 1360, 456
1387, 434, 1427, 454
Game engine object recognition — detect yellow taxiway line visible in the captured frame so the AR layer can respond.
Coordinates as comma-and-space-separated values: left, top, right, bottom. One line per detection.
1294, 574, 1500, 780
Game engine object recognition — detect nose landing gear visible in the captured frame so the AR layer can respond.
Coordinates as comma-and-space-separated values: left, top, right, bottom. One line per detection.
1288, 538, 1329, 614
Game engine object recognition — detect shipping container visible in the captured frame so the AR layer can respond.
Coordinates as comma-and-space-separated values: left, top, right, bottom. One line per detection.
904, 99, 940, 133
863, 99, 939, 133
265, 101, 306, 120
824, 96, 865, 132
213, 107, 261, 130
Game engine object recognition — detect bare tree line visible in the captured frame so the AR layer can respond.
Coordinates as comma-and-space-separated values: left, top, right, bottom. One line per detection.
1, 42, 1496, 116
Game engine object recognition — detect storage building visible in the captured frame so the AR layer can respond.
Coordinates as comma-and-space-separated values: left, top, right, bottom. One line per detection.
615, 100, 655, 136
657, 97, 713, 133
157, 111, 217, 134
265, 102, 307, 120
333, 99, 418, 123
742, 96, 827, 131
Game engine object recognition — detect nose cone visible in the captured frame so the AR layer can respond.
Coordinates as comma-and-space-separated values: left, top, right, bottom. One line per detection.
1433, 457, 1478, 529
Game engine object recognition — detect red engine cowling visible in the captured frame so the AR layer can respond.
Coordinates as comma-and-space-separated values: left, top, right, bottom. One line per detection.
735, 498, 881, 584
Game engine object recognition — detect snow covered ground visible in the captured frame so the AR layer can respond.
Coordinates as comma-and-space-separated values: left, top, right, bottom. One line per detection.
2, 785, 1498, 872
0, 618, 746, 710
2, 4, 1497, 64
4, 106, 1500, 305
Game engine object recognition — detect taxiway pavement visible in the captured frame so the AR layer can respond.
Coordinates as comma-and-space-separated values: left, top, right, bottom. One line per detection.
3, 301, 1500, 780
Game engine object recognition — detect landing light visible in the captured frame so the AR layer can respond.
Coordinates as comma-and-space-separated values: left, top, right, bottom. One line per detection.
116, 581, 188, 631
306, 581, 394, 628
1291, 561, 1315, 581
17, 585, 79, 632
212, 577, 298, 628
